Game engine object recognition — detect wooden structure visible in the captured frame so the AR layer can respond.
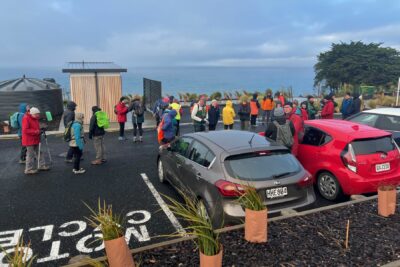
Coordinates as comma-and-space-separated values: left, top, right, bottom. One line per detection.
62, 62, 127, 124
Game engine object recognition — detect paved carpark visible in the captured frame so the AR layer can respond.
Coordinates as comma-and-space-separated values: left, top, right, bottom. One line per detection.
0, 122, 337, 266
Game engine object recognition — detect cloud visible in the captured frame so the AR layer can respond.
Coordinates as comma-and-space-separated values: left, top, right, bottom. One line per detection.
257, 42, 289, 55
197, 56, 315, 67
49, 1, 72, 14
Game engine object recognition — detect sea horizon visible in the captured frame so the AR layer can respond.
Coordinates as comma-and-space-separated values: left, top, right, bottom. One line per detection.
0, 66, 316, 98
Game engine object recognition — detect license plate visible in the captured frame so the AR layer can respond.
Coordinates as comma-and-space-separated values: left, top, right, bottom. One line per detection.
266, 187, 288, 199
376, 163, 390, 172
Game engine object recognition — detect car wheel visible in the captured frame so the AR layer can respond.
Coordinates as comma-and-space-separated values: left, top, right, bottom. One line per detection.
158, 159, 166, 183
317, 172, 343, 201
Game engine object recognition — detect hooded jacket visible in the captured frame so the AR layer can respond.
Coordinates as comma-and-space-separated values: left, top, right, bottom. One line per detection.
350, 93, 361, 116
208, 105, 220, 126
17, 103, 27, 137
162, 110, 177, 140
70, 114, 84, 150
63, 101, 77, 127
250, 94, 260, 115
129, 99, 146, 124
264, 116, 295, 142
116, 101, 129, 123
321, 100, 334, 119
222, 100, 236, 125
22, 112, 41, 146
238, 102, 250, 121
89, 106, 105, 139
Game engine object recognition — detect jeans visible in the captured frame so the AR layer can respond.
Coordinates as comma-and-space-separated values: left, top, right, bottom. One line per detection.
208, 124, 217, 131
71, 147, 83, 170
240, 120, 249, 131
251, 115, 257, 126
262, 110, 272, 123
133, 123, 143, 137
93, 136, 105, 160
224, 124, 233, 130
119, 122, 125, 137
26, 145, 46, 172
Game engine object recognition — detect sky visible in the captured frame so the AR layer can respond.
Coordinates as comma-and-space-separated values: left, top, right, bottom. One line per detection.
1, 0, 400, 68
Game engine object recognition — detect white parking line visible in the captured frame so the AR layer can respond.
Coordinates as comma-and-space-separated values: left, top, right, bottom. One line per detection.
140, 173, 186, 234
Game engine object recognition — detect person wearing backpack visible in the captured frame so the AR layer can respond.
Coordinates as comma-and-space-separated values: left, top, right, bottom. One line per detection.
250, 93, 260, 127
161, 109, 177, 144
63, 101, 77, 162
129, 96, 146, 142
170, 98, 182, 136
69, 113, 85, 174
116, 97, 129, 140
22, 107, 50, 175
264, 107, 295, 150
89, 106, 106, 165
284, 102, 304, 157
11, 103, 30, 164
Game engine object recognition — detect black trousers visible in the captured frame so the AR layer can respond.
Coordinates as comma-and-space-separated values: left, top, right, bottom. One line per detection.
209, 124, 217, 131
20, 138, 27, 161
224, 124, 233, 130
175, 120, 180, 136
119, 122, 125, 137
133, 123, 143, 136
250, 115, 257, 126
66, 146, 74, 160
71, 147, 82, 170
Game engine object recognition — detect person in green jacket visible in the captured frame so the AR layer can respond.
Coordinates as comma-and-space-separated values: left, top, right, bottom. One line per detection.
306, 95, 318, 120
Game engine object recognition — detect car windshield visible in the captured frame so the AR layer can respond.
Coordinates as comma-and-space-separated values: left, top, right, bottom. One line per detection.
351, 136, 395, 155
224, 151, 301, 181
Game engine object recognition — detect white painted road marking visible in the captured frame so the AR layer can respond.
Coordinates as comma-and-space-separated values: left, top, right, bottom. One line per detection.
140, 173, 186, 234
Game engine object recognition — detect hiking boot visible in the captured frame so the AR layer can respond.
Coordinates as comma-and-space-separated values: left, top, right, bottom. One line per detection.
118, 136, 124, 141
25, 170, 38, 175
19, 160, 26, 164
91, 159, 103, 165
65, 158, 73, 163
133, 136, 137, 142
101, 159, 107, 163
73, 168, 86, 174
38, 166, 50, 171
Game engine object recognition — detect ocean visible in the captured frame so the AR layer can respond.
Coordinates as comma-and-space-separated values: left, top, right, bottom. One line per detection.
0, 66, 315, 97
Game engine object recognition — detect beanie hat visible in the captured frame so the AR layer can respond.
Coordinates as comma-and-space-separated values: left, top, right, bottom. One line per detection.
273, 107, 284, 117
30, 107, 40, 115
92, 106, 101, 112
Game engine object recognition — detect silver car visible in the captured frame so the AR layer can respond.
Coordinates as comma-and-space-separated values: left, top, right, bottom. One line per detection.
157, 130, 315, 227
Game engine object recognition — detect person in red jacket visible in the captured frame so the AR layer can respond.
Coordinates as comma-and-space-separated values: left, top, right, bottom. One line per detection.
22, 107, 50, 174
321, 95, 335, 119
278, 92, 285, 107
283, 102, 304, 157
300, 101, 309, 120
116, 97, 129, 140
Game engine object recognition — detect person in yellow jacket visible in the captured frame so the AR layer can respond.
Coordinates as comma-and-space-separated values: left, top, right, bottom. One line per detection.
222, 100, 235, 130
169, 99, 182, 136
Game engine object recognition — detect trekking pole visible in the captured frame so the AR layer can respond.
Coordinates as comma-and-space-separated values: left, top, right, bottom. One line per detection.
43, 130, 52, 165
37, 142, 41, 170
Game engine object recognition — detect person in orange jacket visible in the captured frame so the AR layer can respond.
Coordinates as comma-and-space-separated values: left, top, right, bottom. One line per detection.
250, 93, 260, 127
261, 92, 274, 124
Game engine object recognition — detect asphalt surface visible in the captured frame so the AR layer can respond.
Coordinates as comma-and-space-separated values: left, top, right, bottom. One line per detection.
0, 122, 336, 266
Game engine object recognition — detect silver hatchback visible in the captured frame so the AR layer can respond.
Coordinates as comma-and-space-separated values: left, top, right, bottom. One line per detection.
157, 130, 315, 227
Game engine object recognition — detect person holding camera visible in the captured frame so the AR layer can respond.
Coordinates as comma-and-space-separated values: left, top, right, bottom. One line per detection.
22, 107, 50, 175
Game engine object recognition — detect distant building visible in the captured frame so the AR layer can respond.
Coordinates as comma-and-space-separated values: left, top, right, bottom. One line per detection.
62, 61, 127, 124
0, 75, 63, 121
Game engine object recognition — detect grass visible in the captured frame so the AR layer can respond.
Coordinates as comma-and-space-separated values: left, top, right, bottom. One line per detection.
162, 190, 221, 256
0, 237, 36, 267
237, 184, 266, 211
84, 199, 125, 241
369, 95, 396, 108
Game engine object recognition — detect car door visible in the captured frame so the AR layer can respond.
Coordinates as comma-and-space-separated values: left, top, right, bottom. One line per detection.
167, 137, 193, 187
297, 126, 325, 176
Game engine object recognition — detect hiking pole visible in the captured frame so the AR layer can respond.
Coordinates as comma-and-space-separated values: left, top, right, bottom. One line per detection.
37, 142, 41, 170
42, 129, 52, 165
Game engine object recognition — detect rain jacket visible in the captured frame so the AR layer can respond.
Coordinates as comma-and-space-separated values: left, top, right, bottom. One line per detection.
250, 94, 260, 115
340, 98, 353, 118
170, 102, 182, 121
17, 103, 27, 137
261, 97, 274, 111
129, 100, 146, 124
63, 101, 77, 127
222, 100, 236, 125
162, 110, 177, 140
89, 107, 105, 139
116, 102, 129, 123
22, 112, 41, 146
70, 121, 84, 150
287, 111, 304, 156
321, 100, 334, 119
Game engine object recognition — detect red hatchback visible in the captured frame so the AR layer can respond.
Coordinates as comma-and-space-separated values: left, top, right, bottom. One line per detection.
297, 120, 400, 200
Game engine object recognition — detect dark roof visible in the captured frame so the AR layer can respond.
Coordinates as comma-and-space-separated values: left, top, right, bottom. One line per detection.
0, 76, 61, 92
62, 61, 127, 73
191, 130, 272, 151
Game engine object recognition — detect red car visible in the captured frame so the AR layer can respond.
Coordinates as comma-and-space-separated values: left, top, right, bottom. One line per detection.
297, 120, 400, 200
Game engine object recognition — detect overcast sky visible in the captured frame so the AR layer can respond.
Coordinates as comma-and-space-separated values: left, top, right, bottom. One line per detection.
1, 0, 400, 68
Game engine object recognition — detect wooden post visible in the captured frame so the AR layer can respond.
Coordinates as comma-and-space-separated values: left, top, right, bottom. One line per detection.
345, 219, 350, 249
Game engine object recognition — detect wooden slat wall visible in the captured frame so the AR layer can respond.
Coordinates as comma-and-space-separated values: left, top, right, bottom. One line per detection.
97, 75, 122, 122
70, 75, 97, 124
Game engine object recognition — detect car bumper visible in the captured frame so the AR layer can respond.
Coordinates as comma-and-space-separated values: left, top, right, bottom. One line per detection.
342, 171, 400, 195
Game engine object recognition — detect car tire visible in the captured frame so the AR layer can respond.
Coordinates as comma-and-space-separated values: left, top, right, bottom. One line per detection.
317, 172, 344, 201
158, 159, 166, 183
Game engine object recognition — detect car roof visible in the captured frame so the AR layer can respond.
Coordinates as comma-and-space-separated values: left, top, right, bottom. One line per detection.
184, 130, 283, 152
304, 119, 391, 140
361, 108, 400, 116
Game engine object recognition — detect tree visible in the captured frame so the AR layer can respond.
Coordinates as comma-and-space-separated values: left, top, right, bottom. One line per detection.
314, 41, 400, 92
209, 91, 222, 100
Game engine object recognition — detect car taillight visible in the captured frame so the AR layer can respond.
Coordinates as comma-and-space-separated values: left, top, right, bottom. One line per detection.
215, 180, 245, 197
341, 144, 357, 173
297, 172, 313, 187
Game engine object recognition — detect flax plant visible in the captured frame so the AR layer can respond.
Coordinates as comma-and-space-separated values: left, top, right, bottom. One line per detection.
162, 191, 221, 256
84, 199, 124, 241
237, 184, 266, 211
1, 237, 35, 267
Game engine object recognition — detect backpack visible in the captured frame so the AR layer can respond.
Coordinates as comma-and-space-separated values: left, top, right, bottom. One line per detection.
114, 105, 118, 115
64, 121, 74, 142
273, 120, 294, 148
134, 103, 144, 116
157, 116, 165, 144
95, 111, 110, 129
10, 112, 20, 129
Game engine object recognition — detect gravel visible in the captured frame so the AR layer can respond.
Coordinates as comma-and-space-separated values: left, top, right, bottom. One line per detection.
136, 195, 400, 266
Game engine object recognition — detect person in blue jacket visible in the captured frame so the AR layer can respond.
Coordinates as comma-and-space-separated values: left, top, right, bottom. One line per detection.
17, 103, 30, 163
161, 109, 177, 144
69, 113, 85, 174
340, 92, 353, 119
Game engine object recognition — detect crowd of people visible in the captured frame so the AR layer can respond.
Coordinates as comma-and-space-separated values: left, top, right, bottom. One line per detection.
11, 90, 362, 176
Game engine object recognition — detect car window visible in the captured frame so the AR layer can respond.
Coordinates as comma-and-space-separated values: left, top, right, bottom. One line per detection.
351, 136, 395, 155
349, 113, 379, 127
225, 151, 301, 181
302, 127, 331, 146
375, 115, 400, 131
189, 141, 215, 167
172, 137, 192, 157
